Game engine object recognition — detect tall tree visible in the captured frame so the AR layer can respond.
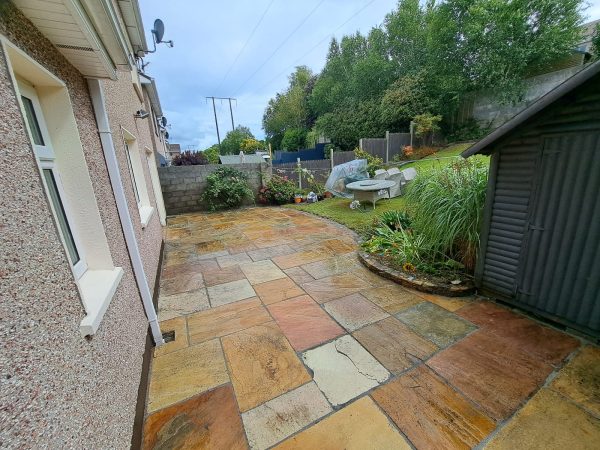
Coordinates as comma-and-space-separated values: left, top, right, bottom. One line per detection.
220, 125, 255, 155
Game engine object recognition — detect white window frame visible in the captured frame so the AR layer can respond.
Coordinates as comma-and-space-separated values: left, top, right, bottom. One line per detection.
18, 80, 88, 279
121, 127, 154, 228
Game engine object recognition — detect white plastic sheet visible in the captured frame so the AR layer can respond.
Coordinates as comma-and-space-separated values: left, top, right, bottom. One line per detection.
325, 159, 369, 198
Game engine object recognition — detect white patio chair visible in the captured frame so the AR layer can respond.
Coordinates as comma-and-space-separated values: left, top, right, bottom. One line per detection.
373, 169, 389, 180
401, 167, 417, 182
386, 168, 406, 198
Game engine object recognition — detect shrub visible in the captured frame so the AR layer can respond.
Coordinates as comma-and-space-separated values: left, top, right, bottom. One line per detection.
264, 175, 297, 205
281, 128, 307, 150
378, 210, 411, 231
446, 118, 489, 143
171, 151, 208, 166
201, 166, 253, 211
354, 147, 383, 177
405, 158, 488, 272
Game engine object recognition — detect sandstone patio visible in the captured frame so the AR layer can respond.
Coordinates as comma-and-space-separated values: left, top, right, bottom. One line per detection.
142, 207, 600, 449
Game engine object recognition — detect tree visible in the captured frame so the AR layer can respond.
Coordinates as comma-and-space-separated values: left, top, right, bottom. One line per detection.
202, 144, 220, 164
280, 128, 306, 150
592, 23, 600, 57
220, 125, 255, 155
240, 138, 263, 152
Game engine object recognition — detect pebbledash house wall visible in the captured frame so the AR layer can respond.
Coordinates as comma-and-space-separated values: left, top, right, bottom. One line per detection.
0, 5, 157, 449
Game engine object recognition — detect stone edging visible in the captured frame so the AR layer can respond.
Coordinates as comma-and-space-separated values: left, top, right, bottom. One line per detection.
357, 250, 475, 297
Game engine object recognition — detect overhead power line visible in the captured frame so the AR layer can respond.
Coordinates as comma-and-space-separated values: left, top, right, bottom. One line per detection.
257, 0, 379, 93
233, 0, 327, 96
214, 0, 276, 93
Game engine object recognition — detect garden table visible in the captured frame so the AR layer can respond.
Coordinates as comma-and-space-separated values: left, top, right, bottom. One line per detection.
345, 179, 395, 209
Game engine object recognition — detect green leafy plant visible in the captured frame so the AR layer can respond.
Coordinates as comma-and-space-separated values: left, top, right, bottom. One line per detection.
405, 158, 488, 271
378, 210, 412, 231
265, 175, 297, 205
201, 166, 253, 211
171, 151, 208, 166
354, 147, 383, 177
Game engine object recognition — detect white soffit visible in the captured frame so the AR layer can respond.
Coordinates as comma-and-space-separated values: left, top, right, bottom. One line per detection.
13, 0, 117, 79
117, 0, 147, 55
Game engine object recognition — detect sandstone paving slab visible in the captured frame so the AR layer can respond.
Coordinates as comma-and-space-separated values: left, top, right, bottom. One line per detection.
154, 316, 189, 357
302, 273, 371, 304
143, 384, 247, 450
352, 266, 393, 287
395, 302, 477, 347
253, 277, 305, 305
240, 260, 287, 285
195, 240, 226, 255
361, 284, 423, 314
427, 330, 554, 420
320, 238, 356, 254
353, 316, 438, 374
409, 289, 473, 311
301, 255, 361, 279
242, 382, 332, 450
187, 298, 271, 344
267, 295, 344, 351
302, 335, 389, 406
161, 259, 218, 280
458, 301, 579, 365
147, 339, 229, 413
202, 265, 246, 287
323, 293, 389, 331
207, 279, 256, 307
484, 388, 600, 450
158, 288, 210, 321
272, 249, 332, 270
159, 272, 204, 297
247, 244, 296, 262
549, 345, 600, 416
216, 252, 252, 268
283, 266, 315, 285
272, 396, 411, 450
222, 322, 311, 412
371, 365, 495, 449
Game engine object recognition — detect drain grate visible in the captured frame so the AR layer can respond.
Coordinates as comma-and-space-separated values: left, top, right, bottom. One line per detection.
162, 330, 175, 343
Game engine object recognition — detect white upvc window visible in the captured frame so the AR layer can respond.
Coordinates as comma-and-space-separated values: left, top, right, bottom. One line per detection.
121, 128, 154, 228
4, 37, 123, 337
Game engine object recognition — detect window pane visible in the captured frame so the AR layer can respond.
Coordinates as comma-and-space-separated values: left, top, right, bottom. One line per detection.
21, 96, 45, 146
125, 142, 141, 204
42, 169, 80, 266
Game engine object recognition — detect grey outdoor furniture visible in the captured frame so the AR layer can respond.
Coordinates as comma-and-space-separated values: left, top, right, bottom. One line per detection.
346, 180, 396, 209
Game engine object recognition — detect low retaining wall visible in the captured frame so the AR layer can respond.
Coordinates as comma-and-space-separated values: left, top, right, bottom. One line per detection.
158, 163, 271, 215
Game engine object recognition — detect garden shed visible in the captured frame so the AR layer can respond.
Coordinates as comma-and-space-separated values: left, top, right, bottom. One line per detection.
462, 60, 600, 338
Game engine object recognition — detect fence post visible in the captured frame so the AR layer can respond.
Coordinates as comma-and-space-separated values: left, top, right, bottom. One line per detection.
385, 131, 390, 163
297, 157, 302, 190
359, 138, 363, 151
330, 148, 334, 170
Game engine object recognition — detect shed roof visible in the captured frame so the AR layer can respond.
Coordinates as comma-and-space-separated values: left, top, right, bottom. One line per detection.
219, 154, 265, 164
462, 60, 600, 158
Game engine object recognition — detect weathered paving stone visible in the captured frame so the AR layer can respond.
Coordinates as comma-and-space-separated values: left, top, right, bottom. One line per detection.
458, 301, 579, 364
160, 272, 204, 296
147, 339, 229, 413
371, 365, 495, 449
302, 273, 371, 303
242, 382, 332, 450
320, 238, 356, 254
272, 249, 331, 270
239, 260, 287, 285
549, 346, 600, 416
273, 396, 411, 450
323, 293, 389, 331
361, 284, 423, 314
202, 265, 246, 287
283, 266, 315, 284
207, 279, 256, 307
216, 252, 252, 268
158, 288, 210, 321
154, 316, 189, 357
267, 295, 344, 351
143, 384, 247, 450
396, 301, 477, 347
247, 244, 295, 262
484, 389, 600, 450
302, 335, 389, 406
427, 330, 554, 420
187, 298, 271, 344
222, 322, 311, 412
253, 277, 305, 305
301, 255, 360, 279
409, 289, 473, 311
353, 316, 438, 374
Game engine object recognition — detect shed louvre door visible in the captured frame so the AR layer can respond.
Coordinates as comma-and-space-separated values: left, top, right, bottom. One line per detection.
481, 144, 537, 295
516, 133, 600, 334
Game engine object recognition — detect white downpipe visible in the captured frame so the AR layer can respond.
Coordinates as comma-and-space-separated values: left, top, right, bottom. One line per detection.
87, 78, 164, 346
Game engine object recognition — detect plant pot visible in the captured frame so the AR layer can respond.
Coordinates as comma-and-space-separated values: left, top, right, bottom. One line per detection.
294, 196, 302, 203
324, 191, 333, 199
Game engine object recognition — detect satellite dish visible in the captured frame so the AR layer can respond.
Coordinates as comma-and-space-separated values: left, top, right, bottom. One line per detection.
165, 131, 169, 140
153, 19, 165, 43
161, 116, 167, 127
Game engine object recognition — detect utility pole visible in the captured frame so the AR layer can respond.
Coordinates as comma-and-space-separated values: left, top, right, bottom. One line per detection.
206, 97, 237, 147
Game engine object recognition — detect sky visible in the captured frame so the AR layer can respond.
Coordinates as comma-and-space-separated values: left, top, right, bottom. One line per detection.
139, 0, 600, 150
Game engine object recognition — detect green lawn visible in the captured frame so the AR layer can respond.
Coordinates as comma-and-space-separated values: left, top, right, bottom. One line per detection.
286, 196, 407, 235
389, 142, 473, 171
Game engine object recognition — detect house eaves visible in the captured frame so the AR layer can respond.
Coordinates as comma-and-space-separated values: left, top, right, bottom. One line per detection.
117, 0, 148, 56
140, 72, 162, 116
462, 60, 600, 158
13, 0, 119, 79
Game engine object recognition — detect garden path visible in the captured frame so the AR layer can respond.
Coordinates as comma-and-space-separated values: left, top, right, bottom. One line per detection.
143, 207, 599, 449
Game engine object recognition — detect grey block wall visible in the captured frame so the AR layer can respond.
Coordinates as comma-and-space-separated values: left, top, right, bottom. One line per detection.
158, 163, 271, 215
